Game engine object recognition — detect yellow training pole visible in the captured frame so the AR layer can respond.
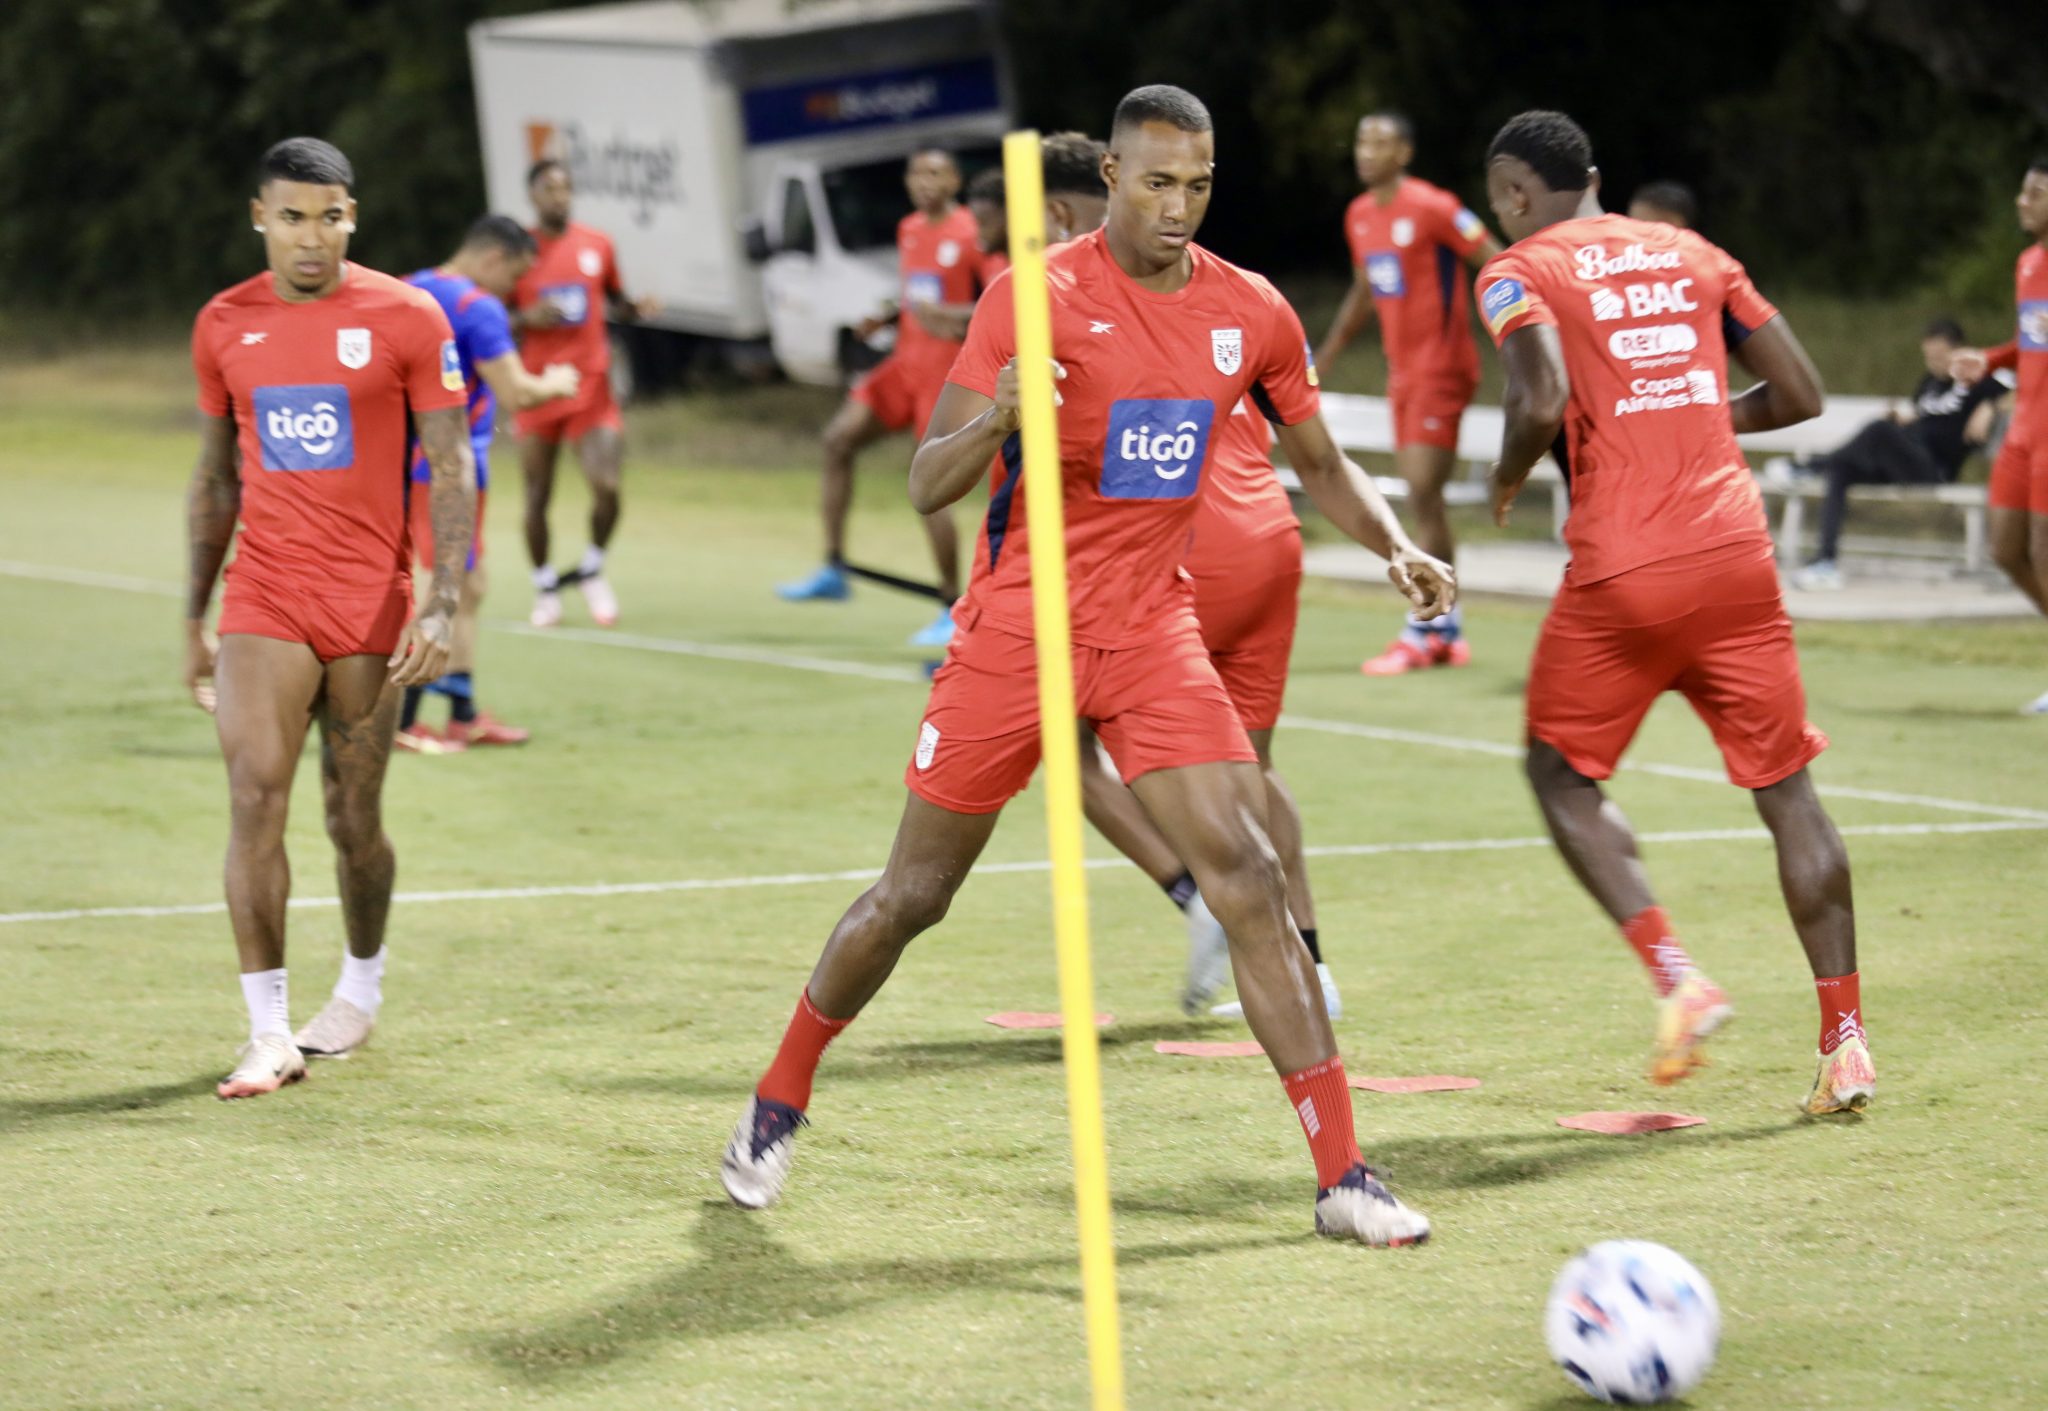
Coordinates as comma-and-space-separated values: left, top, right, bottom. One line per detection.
1002, 128, 1126, 1411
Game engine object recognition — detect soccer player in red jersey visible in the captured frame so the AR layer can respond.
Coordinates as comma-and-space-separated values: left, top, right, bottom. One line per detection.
777, 150, 985, 648
1479, 111, 1872, 1115
968, 166, 1010, 286
512, 159, 659, 631
183, 138, 476, 1097
723, 87, 1454, 1245
1315, 113, 1503, 676
1955, 158, 2048, 714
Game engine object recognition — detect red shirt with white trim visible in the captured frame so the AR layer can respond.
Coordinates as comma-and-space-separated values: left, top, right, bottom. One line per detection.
512, 221, 622, 376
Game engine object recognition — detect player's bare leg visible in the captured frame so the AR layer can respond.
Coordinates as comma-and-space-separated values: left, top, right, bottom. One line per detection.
570, 423, 624, 626
1363, 443, 1467, 674
1130, 759, 1426, 1244
1988, 507, 2047, 614
722, 795, 1000, 1208
1211, 729, 1341, 1019
294, 657, 400, 1060
780, 400, 887, 601
921, 506, 961, 603
212, 634, 321, 1097
1525, 739, 1730, 1084
520, 433, 566, 626
1752, 769, 1872, 1112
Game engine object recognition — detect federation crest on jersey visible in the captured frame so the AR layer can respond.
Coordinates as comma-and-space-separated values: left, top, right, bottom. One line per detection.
1211, 327, 1243, 375
336, 328, 372, 370
937, 239, 961, 268
577, 247, 603, 278
1392, 217, 1416, 248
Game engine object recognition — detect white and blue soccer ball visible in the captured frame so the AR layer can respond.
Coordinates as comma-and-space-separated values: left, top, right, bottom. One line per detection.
1544, 1240, 1721, 1404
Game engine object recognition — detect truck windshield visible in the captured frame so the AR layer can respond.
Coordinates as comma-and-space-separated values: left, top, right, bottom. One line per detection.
822, 147, 1000, 253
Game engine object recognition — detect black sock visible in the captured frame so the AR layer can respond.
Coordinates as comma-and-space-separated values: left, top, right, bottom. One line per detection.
1163, 870, 1197, 912
401, 686, 423, 730
450, 688, 478, 724
1299, 927, 1322, 965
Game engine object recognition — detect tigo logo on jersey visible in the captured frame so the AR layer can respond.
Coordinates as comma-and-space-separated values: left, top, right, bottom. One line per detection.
1366, 253, 1406, 297
337, 328, 371, 370
542, 284, 589, 326
2020, 300, 2048, 351
1481, 278, 1531, 335
439, 340, 464, 392
1101, 399, 1214, 499
1211, 327, 1243, 375
904, 272, 943, 306
253, 385, 354, 471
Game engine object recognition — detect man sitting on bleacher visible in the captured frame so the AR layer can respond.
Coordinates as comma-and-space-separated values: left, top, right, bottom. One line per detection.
1792, 318, 2009, 590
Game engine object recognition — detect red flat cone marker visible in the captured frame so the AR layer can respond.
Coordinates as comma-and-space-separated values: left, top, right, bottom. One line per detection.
1350, 1075, 1482, 1094
985, 1012, 1114, 1030
1153, 1040, 1266, 1058
1557, 1111, 1705, 1135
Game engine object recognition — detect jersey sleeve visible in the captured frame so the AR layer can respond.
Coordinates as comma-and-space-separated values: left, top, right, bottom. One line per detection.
602, 236, 624, 299
946, 269, 1016, 396
464, 293, 517, 365
1476, 252, 1554, 345
1435, 190, 1492, 260
191, 306, 229, 418
1248, 290, 1320, 426
1985, 340, 2021, 373
1715, 246, 1778, 344
398, 297, 467, 414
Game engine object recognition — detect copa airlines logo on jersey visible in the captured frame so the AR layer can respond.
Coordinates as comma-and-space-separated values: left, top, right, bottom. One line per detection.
1574, 243, 1683, 283
525, 122, 681, 228
1614, 369, 1720, 417
252, 386, 354, 471
1101, 399, 1216, 499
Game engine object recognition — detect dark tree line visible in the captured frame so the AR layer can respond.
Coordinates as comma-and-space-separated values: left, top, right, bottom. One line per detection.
1, 0, 2041, 319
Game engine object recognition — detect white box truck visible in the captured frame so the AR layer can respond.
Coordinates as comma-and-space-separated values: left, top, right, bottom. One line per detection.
468, 0, 1013, 390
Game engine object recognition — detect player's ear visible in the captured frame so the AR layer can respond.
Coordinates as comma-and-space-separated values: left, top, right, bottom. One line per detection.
249, 196, 266, 234
1100, 151, 1117, 193
340, 197, 359, 234
1587, 167, 1602, 197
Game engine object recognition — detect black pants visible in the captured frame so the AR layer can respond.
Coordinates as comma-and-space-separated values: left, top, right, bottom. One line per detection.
1811, 420, 1946, 561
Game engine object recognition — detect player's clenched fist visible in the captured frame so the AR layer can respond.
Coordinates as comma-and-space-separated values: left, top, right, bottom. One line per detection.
182, 624, 219, 714
1388, 545, 1456, 620
992, 357, 1066, 432
387, 610, 453, 688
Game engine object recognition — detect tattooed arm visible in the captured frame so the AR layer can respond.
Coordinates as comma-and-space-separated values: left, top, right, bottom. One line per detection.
388, 406, 476, 688
183, 413, 240, 712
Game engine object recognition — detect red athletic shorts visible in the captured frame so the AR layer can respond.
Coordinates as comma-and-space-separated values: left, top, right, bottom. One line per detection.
1526, 538, 1827, 789
1389, 375, 1475, 451
410, 487, 485, 572
853, 352, 947, 439
1188, 526, 1303, 732
907, 604, 1258, 814
218, 570, 411, 663
1988, 418, 2048, 514
514, 376, 622, 442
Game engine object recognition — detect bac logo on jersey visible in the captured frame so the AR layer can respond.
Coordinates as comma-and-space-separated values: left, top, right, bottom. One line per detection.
2020, 300, 2048, 351
253, 385, 354, 471
1102, 399, 1214, 499
1211, 327, 1243, 375
336, 328, 371, 370
904, 272, 943, 306
439, 340, 464, 392
543, 283, 589, 326
1589, 289, 1626, 322
1481, 277, 1531, 335
1366, 253, 1406, 297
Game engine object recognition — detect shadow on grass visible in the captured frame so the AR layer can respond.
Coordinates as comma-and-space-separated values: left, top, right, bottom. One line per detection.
0, 1072, 218, 1132
472, 1199, 1294, 1381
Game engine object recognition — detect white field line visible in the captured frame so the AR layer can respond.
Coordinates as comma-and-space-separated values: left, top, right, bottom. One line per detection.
7, 557, 2045, 823
3, 818, 2041, 927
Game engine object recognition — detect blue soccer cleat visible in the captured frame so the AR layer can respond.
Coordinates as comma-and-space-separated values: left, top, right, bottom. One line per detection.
908, 605, 956, 647
777, 562, 851, 602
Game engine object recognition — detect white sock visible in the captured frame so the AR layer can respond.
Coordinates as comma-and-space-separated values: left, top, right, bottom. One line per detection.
576, 544, 606, 578
533, 565, 559, 592
240, 968, 290, 1042
334, 948, 385, 1018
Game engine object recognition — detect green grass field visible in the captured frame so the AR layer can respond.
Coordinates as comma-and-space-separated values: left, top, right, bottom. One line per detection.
3, 341, 2046, 1411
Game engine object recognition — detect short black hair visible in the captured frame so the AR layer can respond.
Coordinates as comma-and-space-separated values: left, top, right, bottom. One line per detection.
259, 137, 353, 194
1361, 111, 1415, 146
1486, 110, 1593, 193
527, 158, 565, 187
966, 167, 1005, 205
908, 148, 959, 171
1922, 316, 1966, 345
463, 214, 537, 259
1043, 131, 1108, 198
1110, 85, 1212, 147
1632, 179, 1697, 226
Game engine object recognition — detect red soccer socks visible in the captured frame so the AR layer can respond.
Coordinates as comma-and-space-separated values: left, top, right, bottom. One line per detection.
1815, 971, 1864, 1055
1282, 1057, 1363, 1189
756, 989, 853, 1112
1622, 905, 1696, 997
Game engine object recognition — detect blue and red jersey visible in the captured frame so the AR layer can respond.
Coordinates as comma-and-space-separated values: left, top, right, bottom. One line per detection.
404, 267, 517, 488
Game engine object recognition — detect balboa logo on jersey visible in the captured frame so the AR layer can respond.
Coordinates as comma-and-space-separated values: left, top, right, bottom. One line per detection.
2020, 300, 2048, 351
1574, 243, 1682, 282
1101, 399, 1215, 499
542, 283, 589, 326
337, 328, 371, 370
1613, 369, 1719, 417
253, 385, 354, 471
1366, 253, 1406, 297
1211, 327, 1243, 375
439, 340, 464, 392
1481, 277, 1531, 335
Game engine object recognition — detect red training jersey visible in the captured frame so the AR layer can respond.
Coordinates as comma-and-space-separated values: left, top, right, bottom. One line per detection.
1476, 213, 1778, 585
980, 249, 1012, 284
512, 221, 622, 376
1187, 399, 1296, 578
895, 204, 983, 371
1985, 244, 2048, 434
948, 228, 1319, 648
1343, 176, 1491, 386
193, 263, 464, 601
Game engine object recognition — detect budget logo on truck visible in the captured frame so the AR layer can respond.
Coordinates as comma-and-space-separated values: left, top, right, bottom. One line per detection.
253, 386, 354, 471
525, 121, 682, 227
1100, 399, 1214, 500
741, 57, 1002, 144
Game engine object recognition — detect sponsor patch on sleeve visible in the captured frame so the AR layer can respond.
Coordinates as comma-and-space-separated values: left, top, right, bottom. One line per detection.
1304, 339, 1319, 389
1454, 207, 1485, 241
439, 340, 464, 392
1481, 277, 1531, 335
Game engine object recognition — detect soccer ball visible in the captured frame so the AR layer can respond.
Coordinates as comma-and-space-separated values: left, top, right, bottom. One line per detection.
1544, 1240, 1720, 1404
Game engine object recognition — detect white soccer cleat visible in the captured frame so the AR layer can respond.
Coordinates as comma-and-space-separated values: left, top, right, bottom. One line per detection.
530, 590, 563, 629
293, 996, 375, 1059
720, 1094, 806, 1210
1211, 962, 1343, 1022
1314, 1164, 1431, 1247
578, 573, 619, 627
217, 1033, 307, 1100
2022, 688, 2048, 716
1178, 891, 1232, 1016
